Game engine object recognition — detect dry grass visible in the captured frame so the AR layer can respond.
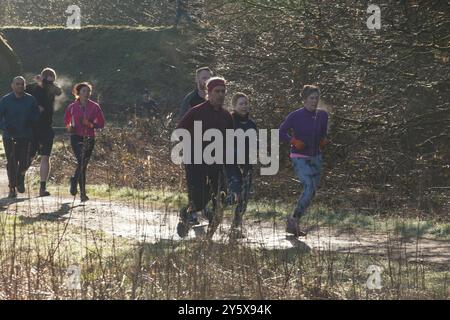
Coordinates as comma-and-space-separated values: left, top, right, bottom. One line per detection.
0, 202, 449, 300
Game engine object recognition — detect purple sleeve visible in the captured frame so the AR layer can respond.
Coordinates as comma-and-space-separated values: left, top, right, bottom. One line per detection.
279, 112, 294, 143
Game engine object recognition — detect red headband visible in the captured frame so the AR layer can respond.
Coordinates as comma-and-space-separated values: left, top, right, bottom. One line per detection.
207, 79, 226, 92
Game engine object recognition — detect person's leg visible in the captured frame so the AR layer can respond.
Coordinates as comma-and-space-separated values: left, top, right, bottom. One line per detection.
70, 135, 83, 195
3, 136, 17, 197
225, 165, 242, 206
40, 156, 50, 185
208, 165, 227, 211
39, 129, 55, 196
79, 137, 95, 200
292, 158, 316, 218
310, 154, 323, 192
25, 130, 39, 173
286, 158, 316, 237
15, 139, 32, 194
235, 167, 252, 223
204, 165, 225, 235
185, 164, 205, 211
181, 164, 207, 225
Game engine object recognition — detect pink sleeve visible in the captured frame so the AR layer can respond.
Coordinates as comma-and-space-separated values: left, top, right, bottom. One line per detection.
93, 105, 105, 129
64, 104, 72, 127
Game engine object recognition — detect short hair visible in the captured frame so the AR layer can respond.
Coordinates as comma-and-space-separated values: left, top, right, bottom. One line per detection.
301, 85, 320, 100
196, 67, 213, 76
12, 76, 26, 84
231, 92, 248, 107
41, 67, 57, 80
206, 77, 226, 89
72, 82, 93, 99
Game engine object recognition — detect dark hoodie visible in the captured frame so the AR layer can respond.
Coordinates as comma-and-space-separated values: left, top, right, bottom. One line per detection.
230, 111, 258, 168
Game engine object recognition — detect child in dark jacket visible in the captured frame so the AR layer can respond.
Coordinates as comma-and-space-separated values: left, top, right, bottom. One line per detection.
227, 93, 258, 238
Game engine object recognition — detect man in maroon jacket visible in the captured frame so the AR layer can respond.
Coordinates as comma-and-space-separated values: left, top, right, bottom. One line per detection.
176, 77, 233, 238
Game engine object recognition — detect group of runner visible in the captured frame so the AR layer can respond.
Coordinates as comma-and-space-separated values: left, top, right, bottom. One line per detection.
0, 68, 104, 202
175, 67, 329, 238
0, 65, 329, 239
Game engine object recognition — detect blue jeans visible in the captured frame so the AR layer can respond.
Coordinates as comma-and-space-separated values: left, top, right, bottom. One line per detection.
292, 154, 323, 218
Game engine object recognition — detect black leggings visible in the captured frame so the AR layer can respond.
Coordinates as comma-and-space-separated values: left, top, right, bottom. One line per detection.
185, 164, 226, 213
70, 135, 95, 195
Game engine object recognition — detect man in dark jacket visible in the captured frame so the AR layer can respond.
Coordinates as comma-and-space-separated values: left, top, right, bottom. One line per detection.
176, 77, 233, 238
177, 67, 212, 121
0, 76, 40, 198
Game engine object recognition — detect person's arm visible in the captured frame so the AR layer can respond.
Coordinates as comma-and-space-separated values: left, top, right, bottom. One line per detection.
64, 106, 70, 127
177, 105, 195, 131
279, 112, 294, 143
178, 92, 192, 121
93, 105, 105, 129
279, 111, 305, 150
227, 112, 234, 130
30, 97, 41, 123
49, 84, 62, 97
64, 104, 75, 129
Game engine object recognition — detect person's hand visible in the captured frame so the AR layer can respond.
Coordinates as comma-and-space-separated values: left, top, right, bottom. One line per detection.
66, 125, 76, 134
290, 137, 306, 150
48, 85, 62, 96
34, 74, 42, 83
38, 105, 45, 113
82, 117, 94, 128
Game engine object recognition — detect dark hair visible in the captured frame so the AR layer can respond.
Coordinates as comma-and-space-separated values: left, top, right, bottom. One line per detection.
231, 92, 249, 108
72, 82, 92, 99
41, 67, 57, 80
196, 67, 213, 76
301, 85, 320, 100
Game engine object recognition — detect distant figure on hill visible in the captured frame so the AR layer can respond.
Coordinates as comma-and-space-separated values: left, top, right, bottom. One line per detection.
140, 89, 159, 118
175, 0, 193, 27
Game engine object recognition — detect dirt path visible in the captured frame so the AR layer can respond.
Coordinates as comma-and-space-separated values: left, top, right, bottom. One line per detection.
1, 169, 450, 267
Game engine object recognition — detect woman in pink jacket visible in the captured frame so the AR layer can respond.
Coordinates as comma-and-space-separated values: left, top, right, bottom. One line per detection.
64, 82, 105, 202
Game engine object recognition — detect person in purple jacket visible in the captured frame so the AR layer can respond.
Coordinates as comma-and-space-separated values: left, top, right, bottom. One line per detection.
279, 85, 330, 237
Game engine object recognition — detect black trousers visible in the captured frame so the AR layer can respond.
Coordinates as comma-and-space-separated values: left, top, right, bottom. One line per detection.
70, 135, 95, 195
185, 164, 226, 213
3, 136, 32, 188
